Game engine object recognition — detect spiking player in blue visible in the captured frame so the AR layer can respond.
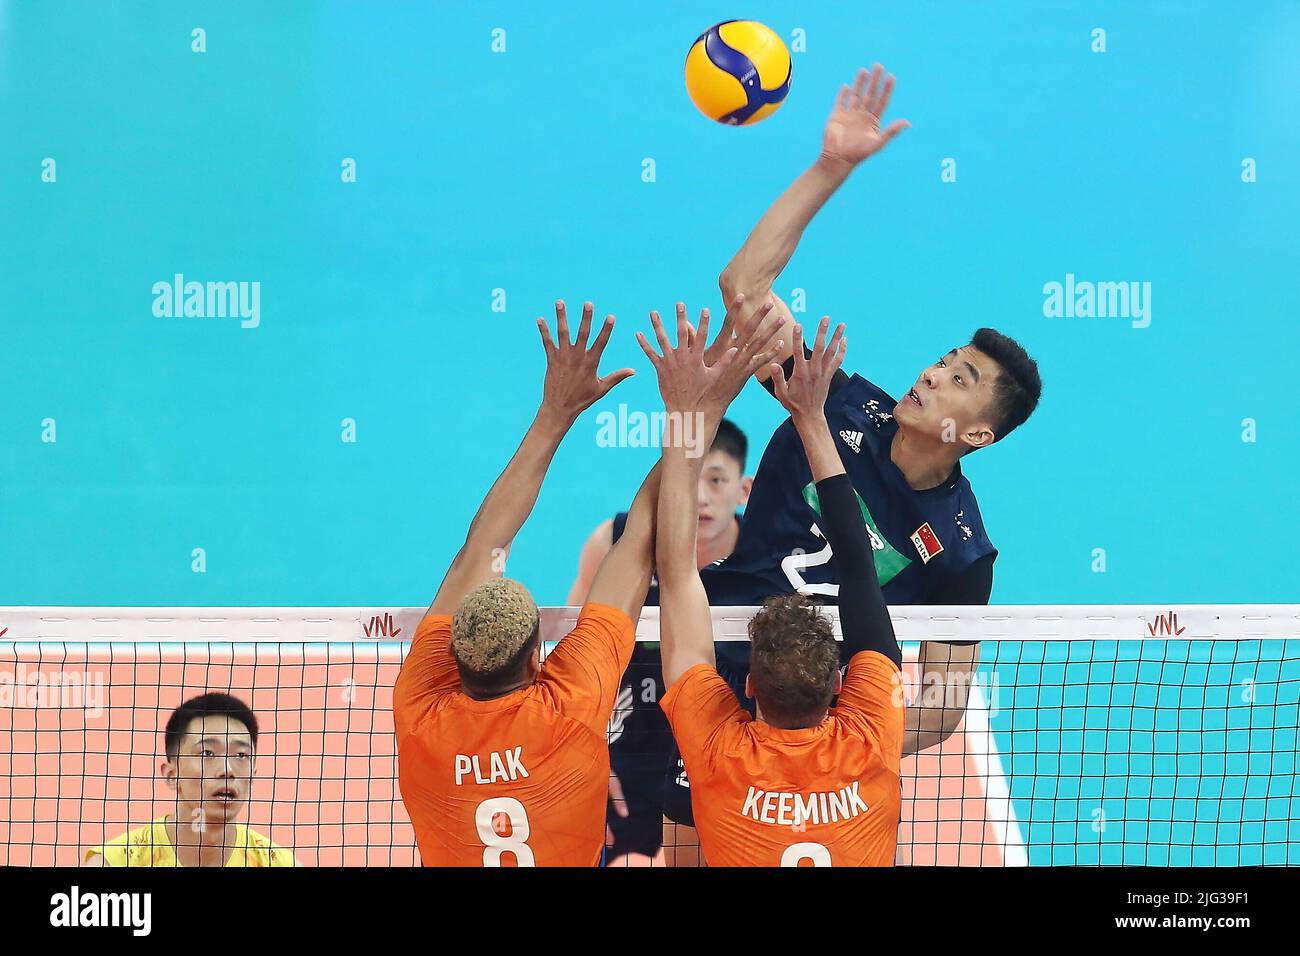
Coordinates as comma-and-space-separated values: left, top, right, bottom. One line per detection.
659, 63, 1044, 851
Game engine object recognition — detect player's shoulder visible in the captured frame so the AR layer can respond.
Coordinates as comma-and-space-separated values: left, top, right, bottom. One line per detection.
820, 373, 901, 440
662, 664, 747, 728
846, 648, 901, 676
668, 661, 727, 692
836, 373, 897, 408
944, 466, 996, 553
835, 652, 904, 709
413, 613, 453, 641
240, 825, 299, 867
574, 601, 636, 631
85, 817, 172, 867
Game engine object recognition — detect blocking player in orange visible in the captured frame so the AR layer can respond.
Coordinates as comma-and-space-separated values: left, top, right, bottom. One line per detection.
393, 300, 653, 867
394, 299, 781, 867
641, 309, 905, 867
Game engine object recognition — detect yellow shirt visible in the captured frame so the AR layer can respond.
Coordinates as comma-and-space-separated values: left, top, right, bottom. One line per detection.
85, 816, 298, 867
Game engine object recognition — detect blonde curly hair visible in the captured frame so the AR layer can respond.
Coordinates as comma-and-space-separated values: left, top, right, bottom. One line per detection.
451, 578, 540, 680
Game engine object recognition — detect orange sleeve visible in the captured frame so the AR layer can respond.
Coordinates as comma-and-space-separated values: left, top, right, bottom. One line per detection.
535, 603, 636, 736
392, 614, 460, 740
837, 650, 906, 773
660, 664, 747, 766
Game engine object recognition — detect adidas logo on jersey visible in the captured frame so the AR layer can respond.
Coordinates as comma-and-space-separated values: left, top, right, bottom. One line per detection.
839, 430, 863, 453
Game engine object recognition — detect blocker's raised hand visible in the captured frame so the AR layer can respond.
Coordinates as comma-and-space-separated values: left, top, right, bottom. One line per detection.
636, 301, 783, 414
537, 300, 635, 421
768, 315, 846, 420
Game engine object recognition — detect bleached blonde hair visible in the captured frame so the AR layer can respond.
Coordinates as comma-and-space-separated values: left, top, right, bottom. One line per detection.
451, 578, 540, 680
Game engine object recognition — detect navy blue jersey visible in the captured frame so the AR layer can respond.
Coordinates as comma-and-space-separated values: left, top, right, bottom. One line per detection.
656, 375, 1000, 826
701, 373, 996, 607
603, 511, 741, 858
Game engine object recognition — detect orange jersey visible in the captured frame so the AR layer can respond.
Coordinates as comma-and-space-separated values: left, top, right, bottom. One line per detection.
661, 649, 904, 867
393, 603, 634, 866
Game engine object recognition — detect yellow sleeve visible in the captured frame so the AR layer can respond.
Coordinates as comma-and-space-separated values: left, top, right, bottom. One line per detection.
85, 820, 173, 867
243, 827, 299, 867
270, 845, 300, 867
83, 842, 124, 866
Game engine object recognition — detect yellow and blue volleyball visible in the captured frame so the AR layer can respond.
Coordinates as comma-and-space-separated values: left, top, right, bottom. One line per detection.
684, 20, 792, 126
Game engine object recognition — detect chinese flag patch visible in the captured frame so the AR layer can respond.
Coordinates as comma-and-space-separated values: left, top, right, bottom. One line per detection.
910, 523, 944, 564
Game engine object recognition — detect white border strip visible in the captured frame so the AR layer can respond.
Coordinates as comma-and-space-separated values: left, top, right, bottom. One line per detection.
0, 605, 1296, 643
964, 681, 1029, 866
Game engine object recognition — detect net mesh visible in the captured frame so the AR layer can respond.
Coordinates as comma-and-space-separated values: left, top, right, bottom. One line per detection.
1, 605, 1297, 866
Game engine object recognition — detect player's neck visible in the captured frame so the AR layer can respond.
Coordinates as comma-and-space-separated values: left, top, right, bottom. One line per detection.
889, 426, 960, 490
696, 515, 738, 568
166, 810, 238, 867
460, 677, 531, 701
756, 702, 828, 730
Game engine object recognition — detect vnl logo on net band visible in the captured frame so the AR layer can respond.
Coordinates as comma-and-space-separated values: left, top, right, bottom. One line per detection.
152, 274, 261, 329
0, 664, 105, 718
50, 887, 151, 937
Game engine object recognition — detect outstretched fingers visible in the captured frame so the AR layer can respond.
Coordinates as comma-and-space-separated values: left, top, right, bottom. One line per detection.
791, 323, 807, 374
862, 63, 883, 114
675, 302, 691, 351
575, 300, 594, 348
836, 83, 852, 113
740, 318, 785, 377
555, 300, 571, 347
810, 315, 830, 358
870, 70, 894, 117
589, 313, 617, 356
768, 362, 791, 403
634, 331, 662, 368
739, 300, 776, 353
744, 307, 784, 359
823, 322, 847, 372
752, 335, 787, 375
850, 68, 870, 109
536, 314, 558, 356
717, 293, 743, 343
649, 309, 674, 357
694, 306, 712, 354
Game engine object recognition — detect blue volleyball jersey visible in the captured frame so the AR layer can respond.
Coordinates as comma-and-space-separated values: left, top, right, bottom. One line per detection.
700, 373, 997, 609
653, 374, 998, 826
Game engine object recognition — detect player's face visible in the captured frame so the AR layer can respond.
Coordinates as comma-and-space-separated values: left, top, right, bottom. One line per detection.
893, 345, 997, 451
164, 715, 255, 826
696, 451, 750, 544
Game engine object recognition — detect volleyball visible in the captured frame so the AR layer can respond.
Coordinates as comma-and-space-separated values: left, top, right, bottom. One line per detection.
684, 20, 792, 125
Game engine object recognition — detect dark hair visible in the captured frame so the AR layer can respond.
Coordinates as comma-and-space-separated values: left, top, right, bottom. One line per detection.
971, 328, 1042, 441
164, 693, 259, 761
747, 594, 839, 727
710, 418, 747, 470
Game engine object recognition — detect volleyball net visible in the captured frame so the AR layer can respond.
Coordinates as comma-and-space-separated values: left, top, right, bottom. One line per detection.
1, 605, 1297, 866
